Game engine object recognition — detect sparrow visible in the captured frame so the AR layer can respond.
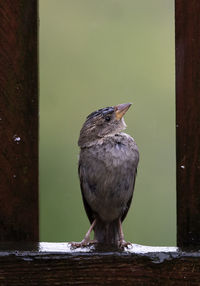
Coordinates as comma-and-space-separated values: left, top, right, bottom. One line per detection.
77, 103, 139, 248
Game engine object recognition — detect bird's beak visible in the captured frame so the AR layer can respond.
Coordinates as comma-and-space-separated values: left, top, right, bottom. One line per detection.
114, 103, 132, 120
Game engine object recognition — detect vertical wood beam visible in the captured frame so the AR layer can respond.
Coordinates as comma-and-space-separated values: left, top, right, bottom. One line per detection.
175, 0, 200, 247
0, 1, 38, 241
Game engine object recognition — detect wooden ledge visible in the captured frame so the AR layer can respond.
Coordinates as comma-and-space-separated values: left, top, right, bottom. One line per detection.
0, 242, 200, 285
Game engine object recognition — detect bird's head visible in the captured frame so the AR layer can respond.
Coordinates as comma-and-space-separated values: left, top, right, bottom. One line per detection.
78, 103, 132, 147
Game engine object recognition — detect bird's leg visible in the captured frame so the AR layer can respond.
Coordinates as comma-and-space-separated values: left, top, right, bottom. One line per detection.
71, 219, 97, 247
81, 219, 97, 244
118, 219, 131, 248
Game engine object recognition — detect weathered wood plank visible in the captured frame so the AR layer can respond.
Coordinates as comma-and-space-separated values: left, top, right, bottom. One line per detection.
0, 1, 38, 241
175, 0, 200, 247
0, 243, 199, 286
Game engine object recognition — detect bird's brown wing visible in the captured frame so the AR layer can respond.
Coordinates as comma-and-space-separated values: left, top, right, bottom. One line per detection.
121, 170, 137, 222
78, 161, 95, 224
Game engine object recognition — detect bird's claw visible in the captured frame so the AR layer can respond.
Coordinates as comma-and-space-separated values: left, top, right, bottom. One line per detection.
70, 239, 98, 249
119, 240, 131, 248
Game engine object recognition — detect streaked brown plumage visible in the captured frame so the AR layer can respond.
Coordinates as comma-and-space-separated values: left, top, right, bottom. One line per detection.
77, 103, 139, 247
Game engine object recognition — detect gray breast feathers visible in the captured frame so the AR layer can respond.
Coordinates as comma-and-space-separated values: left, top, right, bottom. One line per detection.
78, 133, 139, 222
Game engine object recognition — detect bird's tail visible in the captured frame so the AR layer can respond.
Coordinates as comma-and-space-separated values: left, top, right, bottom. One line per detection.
94, 218, 120, 246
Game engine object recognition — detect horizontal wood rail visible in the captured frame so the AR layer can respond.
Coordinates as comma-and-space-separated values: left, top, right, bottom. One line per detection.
0, 242, 200, 285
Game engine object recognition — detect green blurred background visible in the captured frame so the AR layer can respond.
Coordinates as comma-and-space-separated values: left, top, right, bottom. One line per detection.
39, 0, 176, 246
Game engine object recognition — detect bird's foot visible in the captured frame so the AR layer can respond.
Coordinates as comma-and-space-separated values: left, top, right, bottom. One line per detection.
118, 239, 131, 249
70, 239, 98, 249
71, 219, 97, 248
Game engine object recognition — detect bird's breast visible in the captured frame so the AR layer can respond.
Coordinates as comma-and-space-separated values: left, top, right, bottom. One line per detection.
97, 133, 138, 167
79, 133, 139, 222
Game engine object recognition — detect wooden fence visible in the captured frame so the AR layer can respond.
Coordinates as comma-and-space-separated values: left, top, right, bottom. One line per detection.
0, 0, 200, 285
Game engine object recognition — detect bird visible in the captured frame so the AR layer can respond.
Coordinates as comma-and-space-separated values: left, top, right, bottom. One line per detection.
76, 103, 139, 248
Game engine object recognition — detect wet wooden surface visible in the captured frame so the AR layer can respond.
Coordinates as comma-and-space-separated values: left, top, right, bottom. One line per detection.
0, 243, 199, 286
175, 0, 200, 247
0, 0, 38, 241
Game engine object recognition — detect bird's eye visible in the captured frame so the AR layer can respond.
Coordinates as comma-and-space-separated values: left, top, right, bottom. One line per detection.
105, 116, 111, 122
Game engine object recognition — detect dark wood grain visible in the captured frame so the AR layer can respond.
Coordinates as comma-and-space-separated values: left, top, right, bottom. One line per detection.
0, 243, 199, 286
0, 1, 38, 241
175, 0, 200, 247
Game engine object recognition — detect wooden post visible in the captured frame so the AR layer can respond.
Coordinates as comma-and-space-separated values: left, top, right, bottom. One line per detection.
175, 0, 200, 247
0, 1, 38, 241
